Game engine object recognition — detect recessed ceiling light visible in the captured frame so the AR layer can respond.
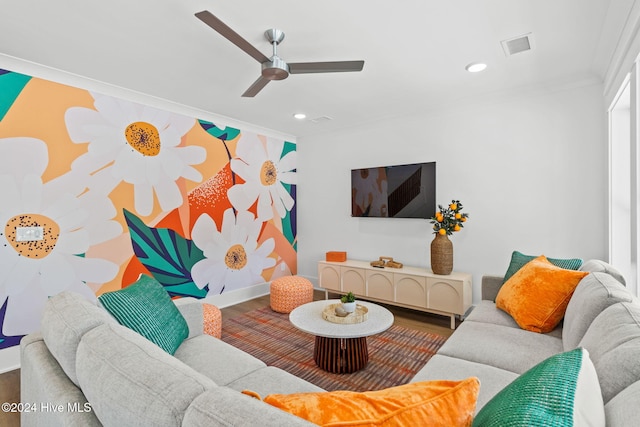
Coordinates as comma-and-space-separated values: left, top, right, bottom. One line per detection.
293, 113, 306, 120
465, 62, 487, 73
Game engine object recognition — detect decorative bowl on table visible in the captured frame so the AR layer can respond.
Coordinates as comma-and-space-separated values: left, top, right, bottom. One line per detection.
322, 303, 369, 324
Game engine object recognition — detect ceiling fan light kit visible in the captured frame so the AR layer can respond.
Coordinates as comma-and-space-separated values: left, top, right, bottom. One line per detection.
195, 10, 365, 97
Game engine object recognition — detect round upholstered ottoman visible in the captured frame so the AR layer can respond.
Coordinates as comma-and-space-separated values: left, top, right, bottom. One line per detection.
202, 303, 222, 339
270, 276, 314, 313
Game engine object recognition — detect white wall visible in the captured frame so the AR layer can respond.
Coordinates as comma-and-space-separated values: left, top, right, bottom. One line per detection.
297, 81, 608, 303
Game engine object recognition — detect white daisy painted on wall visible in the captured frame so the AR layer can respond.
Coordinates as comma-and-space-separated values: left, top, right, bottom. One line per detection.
228, 134, 297, 221
0, 68, 298, 353
65, 93, 207, 216
190, 208, 276, 294
0, 138, 120, 336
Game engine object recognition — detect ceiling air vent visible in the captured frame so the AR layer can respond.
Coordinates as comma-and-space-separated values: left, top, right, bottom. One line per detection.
501, 33, 533, 56
310, 116, 333, 124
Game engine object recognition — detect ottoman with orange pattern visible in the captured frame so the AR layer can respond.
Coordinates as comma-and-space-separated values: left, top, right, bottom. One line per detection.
270, 276, 314, 313
202, 303, 222, 339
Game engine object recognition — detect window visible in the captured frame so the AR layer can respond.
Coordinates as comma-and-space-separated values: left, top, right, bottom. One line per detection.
609, 68, 638, 296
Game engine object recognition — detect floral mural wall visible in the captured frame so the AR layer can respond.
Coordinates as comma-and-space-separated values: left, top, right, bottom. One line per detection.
0, 68, 297, 350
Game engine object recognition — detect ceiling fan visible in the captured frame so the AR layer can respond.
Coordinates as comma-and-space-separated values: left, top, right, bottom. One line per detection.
195, 10, 365, 97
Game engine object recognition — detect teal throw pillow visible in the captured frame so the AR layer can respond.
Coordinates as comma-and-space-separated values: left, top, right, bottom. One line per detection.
472, 348, 604, 427
503, 251, 583, 283
98, 274, 189, 355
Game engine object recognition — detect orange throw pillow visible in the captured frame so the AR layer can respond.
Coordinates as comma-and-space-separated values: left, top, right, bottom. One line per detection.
496, 255, 588, 333
261, 377, 479, 427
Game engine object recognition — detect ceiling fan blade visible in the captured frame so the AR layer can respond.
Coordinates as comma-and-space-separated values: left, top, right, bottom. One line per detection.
195, 10, 270, 64
242, 76, 271, 97
288, 60, 365, 74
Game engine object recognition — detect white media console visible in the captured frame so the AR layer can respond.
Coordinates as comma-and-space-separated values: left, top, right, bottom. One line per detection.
317, 259, 472, 329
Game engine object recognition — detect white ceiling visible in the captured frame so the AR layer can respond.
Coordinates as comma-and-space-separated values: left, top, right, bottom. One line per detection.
0, 0, 626, 138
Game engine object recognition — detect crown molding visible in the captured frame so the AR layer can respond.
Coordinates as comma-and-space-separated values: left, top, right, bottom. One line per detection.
601, 0, 640, 108
0, 53, 297, 143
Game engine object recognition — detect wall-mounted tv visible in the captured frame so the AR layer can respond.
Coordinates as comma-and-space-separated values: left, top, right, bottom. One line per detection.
351, 162, 436, 218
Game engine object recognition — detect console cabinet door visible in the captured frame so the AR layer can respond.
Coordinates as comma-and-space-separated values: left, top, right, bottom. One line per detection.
341, 266, 366, 296
426, 278, 463, 314
366, 270, 394, 301
395, 274, 427, 308
318, 262, 341, 291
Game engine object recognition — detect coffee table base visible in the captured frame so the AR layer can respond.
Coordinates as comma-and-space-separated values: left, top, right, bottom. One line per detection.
314, 336, 369, 374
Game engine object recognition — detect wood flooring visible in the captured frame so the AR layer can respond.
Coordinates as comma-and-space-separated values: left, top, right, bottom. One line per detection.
0, 290, 456, 427
0, 368, 19, 426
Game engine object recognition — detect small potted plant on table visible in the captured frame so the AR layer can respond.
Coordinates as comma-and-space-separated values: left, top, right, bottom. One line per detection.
340, 292, 357, 313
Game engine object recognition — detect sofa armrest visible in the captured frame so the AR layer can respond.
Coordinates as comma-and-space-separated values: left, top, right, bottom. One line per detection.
482, 275, 504, 301
174, 298, 207, 339
21, 333, 102, 426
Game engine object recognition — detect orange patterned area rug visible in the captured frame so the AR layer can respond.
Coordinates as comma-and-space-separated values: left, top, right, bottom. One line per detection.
221, 306, 447, 392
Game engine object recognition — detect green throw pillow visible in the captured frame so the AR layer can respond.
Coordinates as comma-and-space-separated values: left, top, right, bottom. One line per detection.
503, 251, 583, 283
472, 348, 604, 427
98, 274, 189, 355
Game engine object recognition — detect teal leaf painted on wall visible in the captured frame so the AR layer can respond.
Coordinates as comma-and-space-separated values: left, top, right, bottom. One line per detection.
123, 209, 208, 298
198, 119, 241, 141
281, 141, 297, 247
281, 182, 296, 246
0, 70, 31, 121
282, 140, 296, 157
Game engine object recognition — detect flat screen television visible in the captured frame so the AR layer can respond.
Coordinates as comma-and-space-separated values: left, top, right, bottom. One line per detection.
351, 162, 436, 218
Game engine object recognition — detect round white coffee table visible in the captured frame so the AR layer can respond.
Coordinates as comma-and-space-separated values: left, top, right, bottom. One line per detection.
289, 299, 394, 373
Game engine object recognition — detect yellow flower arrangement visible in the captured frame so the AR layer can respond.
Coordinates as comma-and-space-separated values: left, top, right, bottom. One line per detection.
431, 200, 469, 236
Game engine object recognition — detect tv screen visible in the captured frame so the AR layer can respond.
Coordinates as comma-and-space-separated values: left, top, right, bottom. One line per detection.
351, 162, 436, 218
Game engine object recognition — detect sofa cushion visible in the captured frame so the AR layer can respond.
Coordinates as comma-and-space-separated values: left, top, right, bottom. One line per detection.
174, 297, 205, 339
182, 387, 316, 427
579, 302, 640, 403
173, 334, 266, 386
438, 321, 563, 374
40, 291, 114, 387
563, 272, 633, 351
496, 255, 588, 333
579, 259, 626, 285
465, 300, 563, 338
604, 380, 640, 425
76, 322, 217, 427
464, 300, 520, 328
411, 354, 518, 412
98, 274, 189, 355
226, 366, 324, 396
503, 250, 582, 283
262, 378, 480, 427
473, 348, 604, 427
437, 321, 563, 374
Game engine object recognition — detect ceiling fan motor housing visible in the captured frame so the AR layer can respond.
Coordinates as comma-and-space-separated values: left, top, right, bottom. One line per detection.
262, 56, 289, 80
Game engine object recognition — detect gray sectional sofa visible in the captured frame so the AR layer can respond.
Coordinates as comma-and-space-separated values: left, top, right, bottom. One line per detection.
412, 259, 640, 425
20, 259, 640, 425
21, 292, 321, 426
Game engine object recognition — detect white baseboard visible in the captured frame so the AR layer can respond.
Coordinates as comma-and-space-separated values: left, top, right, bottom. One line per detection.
204, 283, 271, 308
202, 275, 320, 308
